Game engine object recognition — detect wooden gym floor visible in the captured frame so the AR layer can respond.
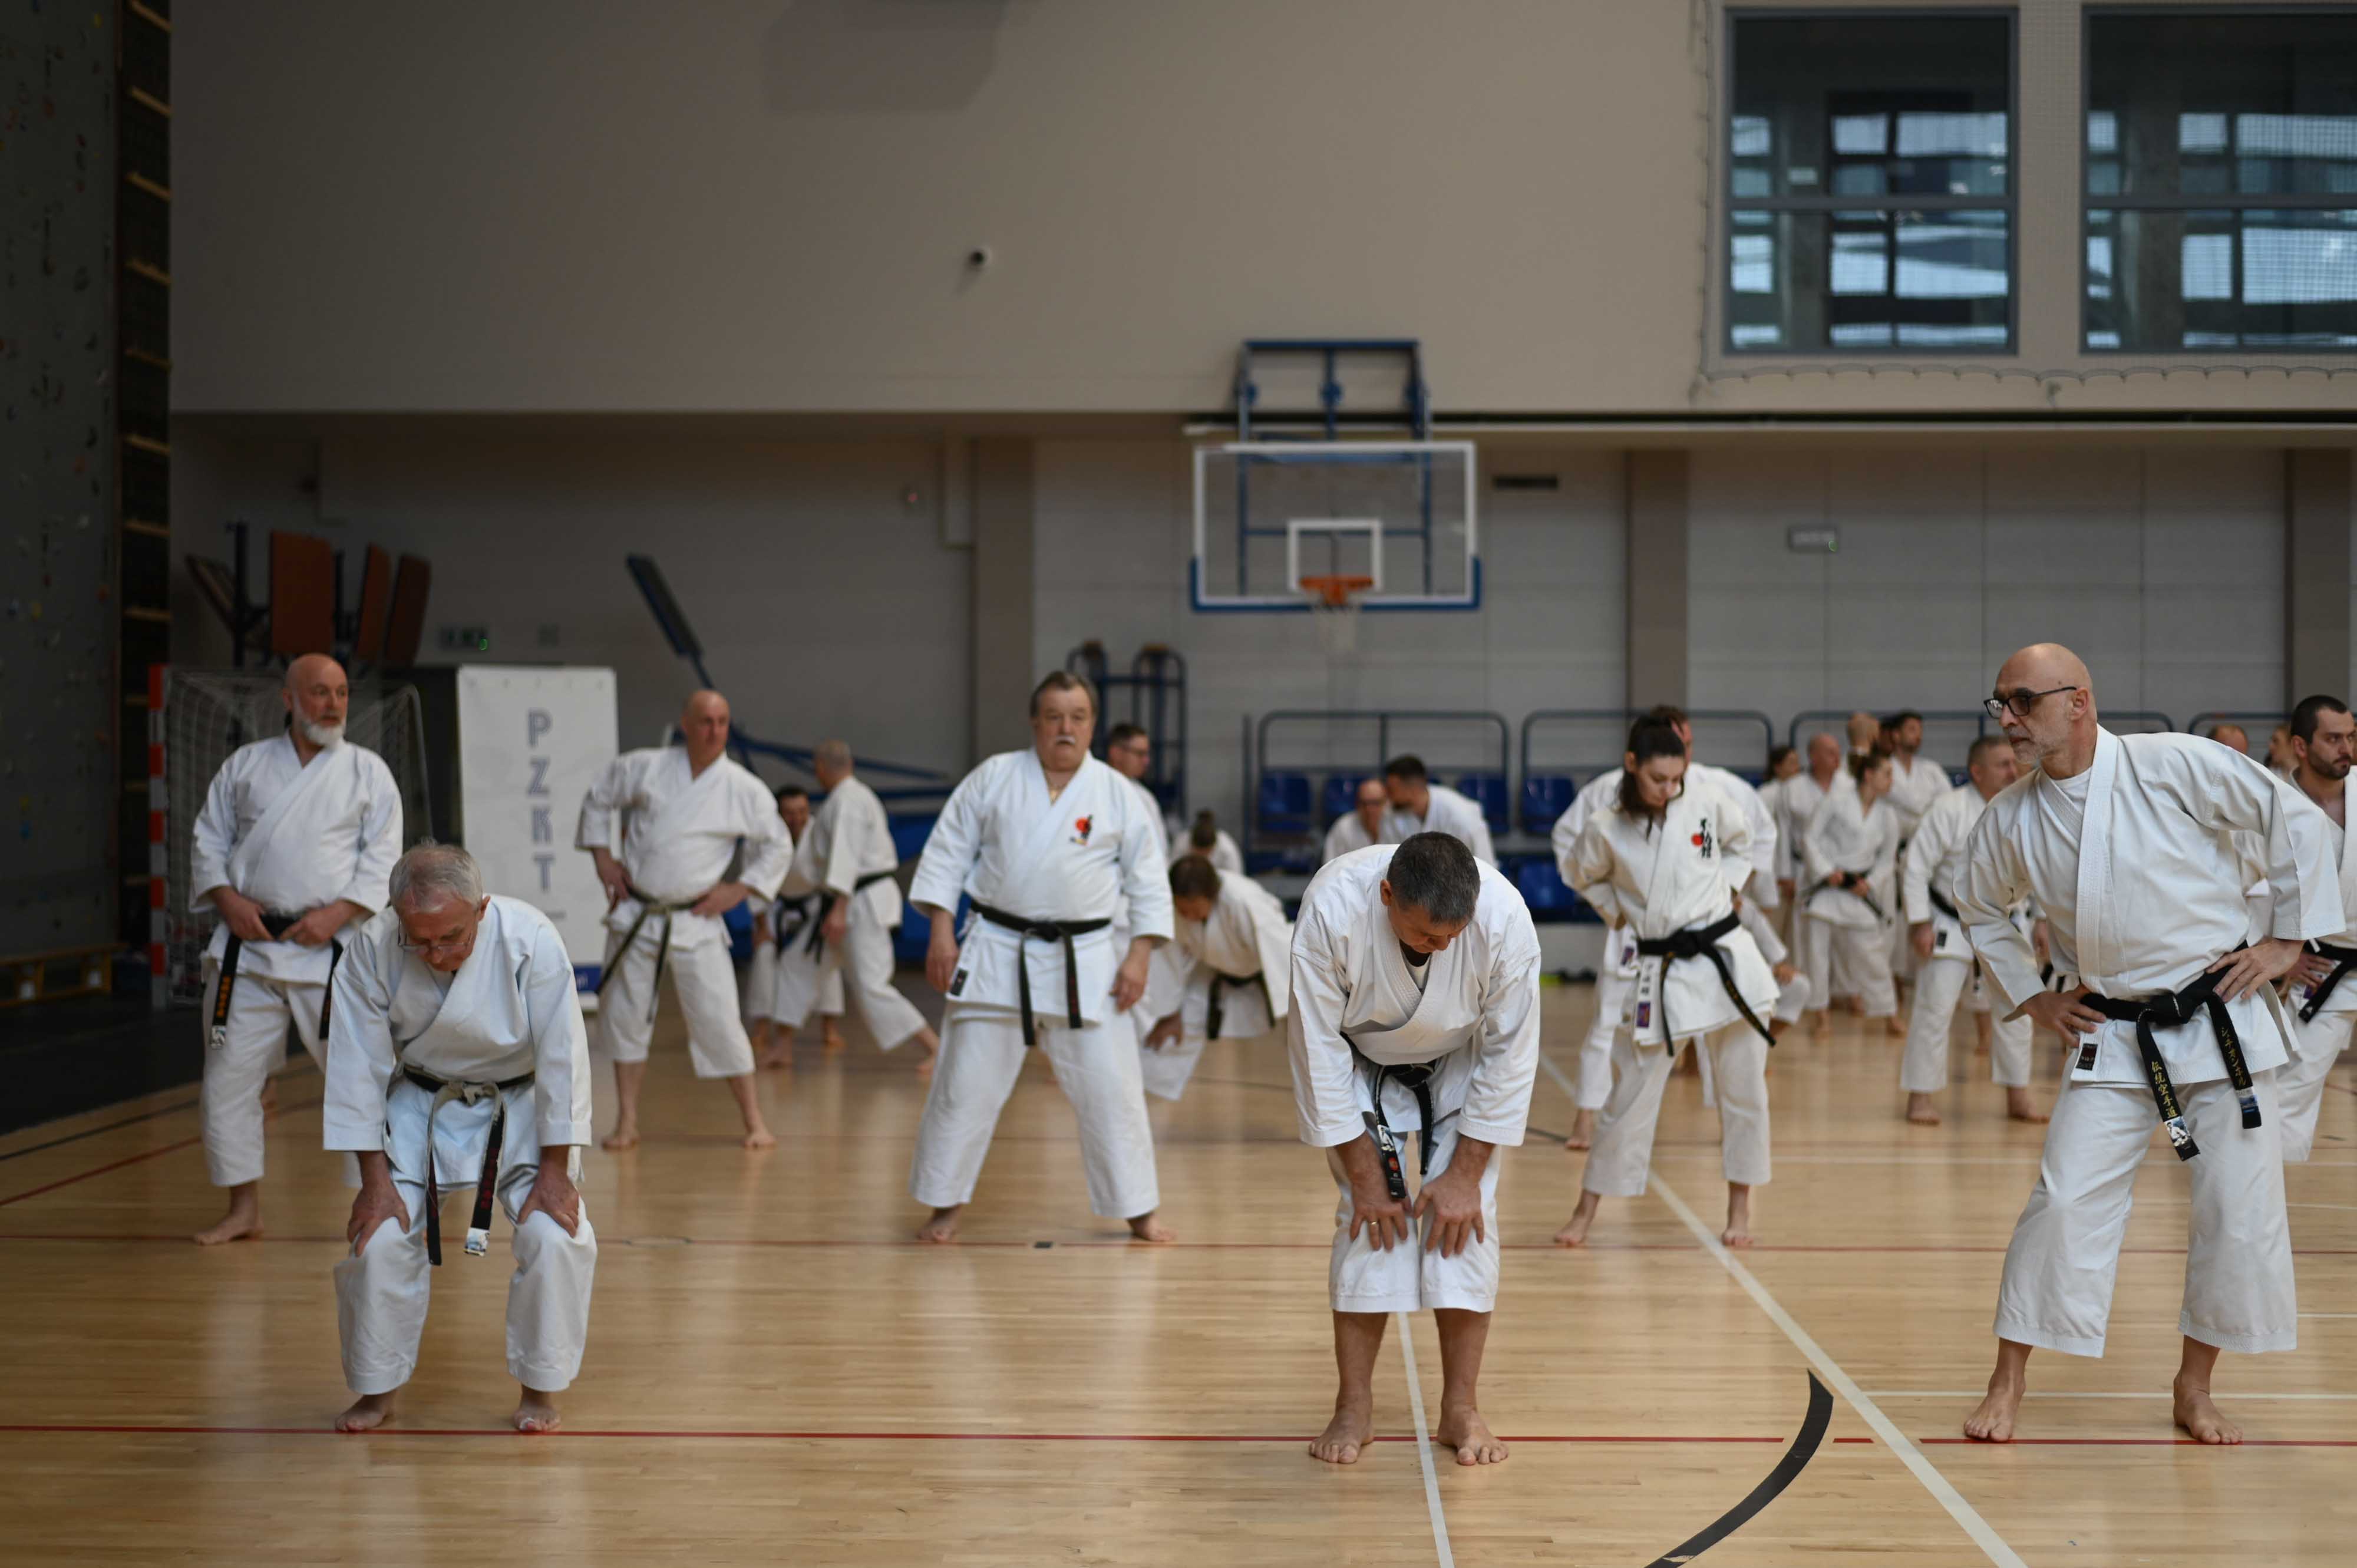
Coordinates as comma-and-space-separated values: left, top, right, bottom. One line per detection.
1, 979, 2351, 1565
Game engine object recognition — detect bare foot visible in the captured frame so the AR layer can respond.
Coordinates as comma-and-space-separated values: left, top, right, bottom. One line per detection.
600, 1124, 640, 1152
1435, 1407, 1508, 1465
1804, 1010, 1828, 1036
2173, 1376, 2243, 1445
258, 1078, 279, 1113
1563, 1108, 1596, 1151
822, 1024, 848, 1054
2006, 1087, 2049, 1124
758, 1046, 792, 1071
1884, 1015, 1908, 1038
742, 1124, 777, 1150
917, 1206, 962, 1243
1963, 1373, 2024, 1442
1768, 1016, 1791, 1042
1128, 1212, 1175, 1244
1308, 1405, 1373, 1464
1906, 1092, 1941, 1126
1721, 1187, 1755, 1249
1848, 996, 1867, 1016
193, 1193, 263, 1246
514, 1389, 562, 1434
335, 1393, 394, 1432
1554, 1193, 1599, 1248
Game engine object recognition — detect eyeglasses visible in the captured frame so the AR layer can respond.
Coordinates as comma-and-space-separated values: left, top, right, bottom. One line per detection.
397, 928, 476, 955
1982, 685, 2080, 721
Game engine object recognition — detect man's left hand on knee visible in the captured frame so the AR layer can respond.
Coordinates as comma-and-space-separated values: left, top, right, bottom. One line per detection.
516, 1152, 582, 1237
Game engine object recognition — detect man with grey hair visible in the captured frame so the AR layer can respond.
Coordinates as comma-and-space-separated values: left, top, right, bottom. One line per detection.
1286, 833, 1541, 1469
324, 842, 596, 1434
188, 652, 403, 1245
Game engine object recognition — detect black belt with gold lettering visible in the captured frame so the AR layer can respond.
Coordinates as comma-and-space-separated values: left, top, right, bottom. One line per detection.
1635, 910, 1774, 1048
1206, 969, 1273, 1041
400, 1065, 536, 1266
2299, 940, 2357, 1022
969, 902, 1113, 1046
803, 869, 900, 958
210, 908, 341, 1048
2085, 956, 2260, 1162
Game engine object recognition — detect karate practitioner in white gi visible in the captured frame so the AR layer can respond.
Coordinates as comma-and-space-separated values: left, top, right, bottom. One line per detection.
1104, 724, 1188, 1043
577, 690, 789, 1150
1289, 833, 1540, 1468
747, 785, 847, 1062
2276, 695, 2357, 1162
761, 741, 938, 1072
189, 653, 402, 1246
1554, 719, 1781, 1249
1170, 810, 1244, 874
909, 672, 1174, 1243
326, 845, 595, 1435
1900, 736, 2045, 1127
1774, 734, 1844, 1031
1957, 644, 2338, 1445
1881, 710, 1955, 996
1140, 856, 1292, 1100
1379, 755, 1497, 864
1322, 777, 1388, 864
1801, 750, 1901, 1026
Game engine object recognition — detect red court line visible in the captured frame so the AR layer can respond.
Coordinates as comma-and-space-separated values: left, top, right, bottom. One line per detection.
0, 1098, 322, 1209
1918, 1437, 2357, 1447
0, 1422, 1876, 1444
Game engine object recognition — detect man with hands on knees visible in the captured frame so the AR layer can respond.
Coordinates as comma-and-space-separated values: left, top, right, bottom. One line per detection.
326, 843, 596, 1435
1286, 833, 1542, 1469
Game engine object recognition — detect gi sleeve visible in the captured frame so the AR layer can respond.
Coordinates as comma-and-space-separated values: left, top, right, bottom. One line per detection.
909, 762, 989, 916
1866, 810, 1900, 897
1116, 786, 1174, 943
1902, 797, 1953, 925
1955, 806, 2042, 1018
526, 923, 595, 1148
1717, 783, 1756, 876
337, 755, 403, 916
1465, 801, 1498, 867
1736, 895, 1788, 965
189, 756, 240, 909
574, 753, 632, 852
1458, 916, 1542, 1147
2153, 739, 2343, 943
1738, 783, 1779, 906
734, 778, 792, 899
1284, 899, 1366, 1147
1549, 798, 1584, 889
1567, 815, 1627, 928
322, 925, 401, 1152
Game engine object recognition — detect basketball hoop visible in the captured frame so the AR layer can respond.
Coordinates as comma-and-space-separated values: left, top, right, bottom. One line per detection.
1299, 573, 1374, 654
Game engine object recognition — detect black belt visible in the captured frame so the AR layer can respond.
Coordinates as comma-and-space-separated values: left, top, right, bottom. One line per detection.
1349, 1042, 1447, 1186
1635, 910, 1774, 1047
210, 908, 341, 1049
803, 869, 899, 958
401, 1065, 535, 1266
1803, 876, 1884, 923
1927, 887, 1962, 924
2084, 957, 2260, 1162
2299, 940, 2357, 1022
595, 884, 699, 1024
969, 902, 1114, 1046
771, 894, 820, 953
1206, 969, 1273, 1041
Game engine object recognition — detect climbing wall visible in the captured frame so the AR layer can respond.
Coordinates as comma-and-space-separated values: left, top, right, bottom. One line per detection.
0, 4, 117, 956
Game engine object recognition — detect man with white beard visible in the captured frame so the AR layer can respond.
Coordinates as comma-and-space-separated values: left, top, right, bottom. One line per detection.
189, 653, 403, 1245
1140, 854, 1293, 1100
1379, 757, 1496, 865
1323, 777, 1388, 864
2276, 695, 2357, 1163
908, 673, 1174, 1243
1899, 736, 2042, 1127
326, 844, 595, 1435
1956, 644, 2337, 1446
1289, 833, 1540, 1468
577, 689, 790, 1151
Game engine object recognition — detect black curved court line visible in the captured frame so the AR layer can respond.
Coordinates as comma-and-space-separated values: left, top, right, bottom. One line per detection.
1640, 1372, 1832, 1568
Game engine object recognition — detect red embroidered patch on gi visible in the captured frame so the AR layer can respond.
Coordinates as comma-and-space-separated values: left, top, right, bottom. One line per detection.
1691, 820, 1714, 859
1071, 816, 1093, 846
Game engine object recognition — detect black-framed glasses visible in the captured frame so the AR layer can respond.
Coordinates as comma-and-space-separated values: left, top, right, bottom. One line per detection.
1983, 685, 2079, 720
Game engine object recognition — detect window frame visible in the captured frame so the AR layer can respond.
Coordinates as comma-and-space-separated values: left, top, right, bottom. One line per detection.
2080, 4, 2357, 355
1721, 5, 2022, 357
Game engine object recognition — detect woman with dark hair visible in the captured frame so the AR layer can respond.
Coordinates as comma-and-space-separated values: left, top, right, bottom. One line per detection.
1800, 748, 1902, 1029
1171, 809, 1243, 875
1556, 718, 1780, 1249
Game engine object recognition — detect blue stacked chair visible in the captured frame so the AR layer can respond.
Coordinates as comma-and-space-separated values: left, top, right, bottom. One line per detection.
1256, 771, 1314, 835
1321, 774, 1364, 826
1455, 772, 1509, 834
1521, 774, 1574, 833
1511, 854, 1586, 924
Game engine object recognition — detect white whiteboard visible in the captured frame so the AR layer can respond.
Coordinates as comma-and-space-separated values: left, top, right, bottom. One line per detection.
456, 666, 619, 986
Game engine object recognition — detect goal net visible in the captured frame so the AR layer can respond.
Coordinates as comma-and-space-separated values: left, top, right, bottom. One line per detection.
151, 669, 434, 1006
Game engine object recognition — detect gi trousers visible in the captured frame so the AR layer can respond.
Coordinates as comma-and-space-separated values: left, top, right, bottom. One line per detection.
2277, 1011, 2352, 1164
1326, 1049, 1502, 1314
596, 936, 754, 1079
1901, 958, 2031, 1094
1582, 1024, 1771, 1197
198, 962, 325, 1188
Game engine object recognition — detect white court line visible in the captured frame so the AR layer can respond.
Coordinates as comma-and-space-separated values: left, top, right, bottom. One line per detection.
1863, 1390, 2357, 1401
1536, 1051, 2027, 1568
2302, 1312, 2357, 1319
1394, 1314, 1455, 1568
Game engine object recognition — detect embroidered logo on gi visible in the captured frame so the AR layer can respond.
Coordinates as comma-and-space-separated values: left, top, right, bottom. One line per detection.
1635, 1001, 1652, 1028
1691, 820, 1714, 859
949, 967, 968, 997
1071, 816, 1093, 846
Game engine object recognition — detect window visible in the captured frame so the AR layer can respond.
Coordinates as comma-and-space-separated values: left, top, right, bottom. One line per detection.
1726, 11, 2015, 354
2085, 8, 2357, 351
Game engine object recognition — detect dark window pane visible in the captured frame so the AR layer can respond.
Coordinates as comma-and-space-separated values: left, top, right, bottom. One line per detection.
1731, 15, 2011, 200
2088, 11, 2357, 198
1730, 210, 2011, 352
2084, 207, 2357, 350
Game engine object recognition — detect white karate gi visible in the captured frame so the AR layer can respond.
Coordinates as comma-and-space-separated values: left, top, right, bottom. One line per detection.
1288, 846, 1541, 1314
1901, 783, 2033, 1095
325, 897, 597, 1396
2277, 801, 2357, 1162
1115, 778, 1188, 1042
1381, 783, 1498, 866
1772, 768, 1840, 997
1571, 784, 1778, 1197
778, 775, 926, 1051
908, 751, 1172, 1219
1801, 786, 1900, 1017
744, 819, 846, 1028
190, 734, 402, 1187
1141, 868, 1293, 1101
575, 747, 789, 1080
1957, 728, 2339, 1357
1322, 811, 1378, 864
1884, 752, 1953, 979
1169, 827, 1244, 874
